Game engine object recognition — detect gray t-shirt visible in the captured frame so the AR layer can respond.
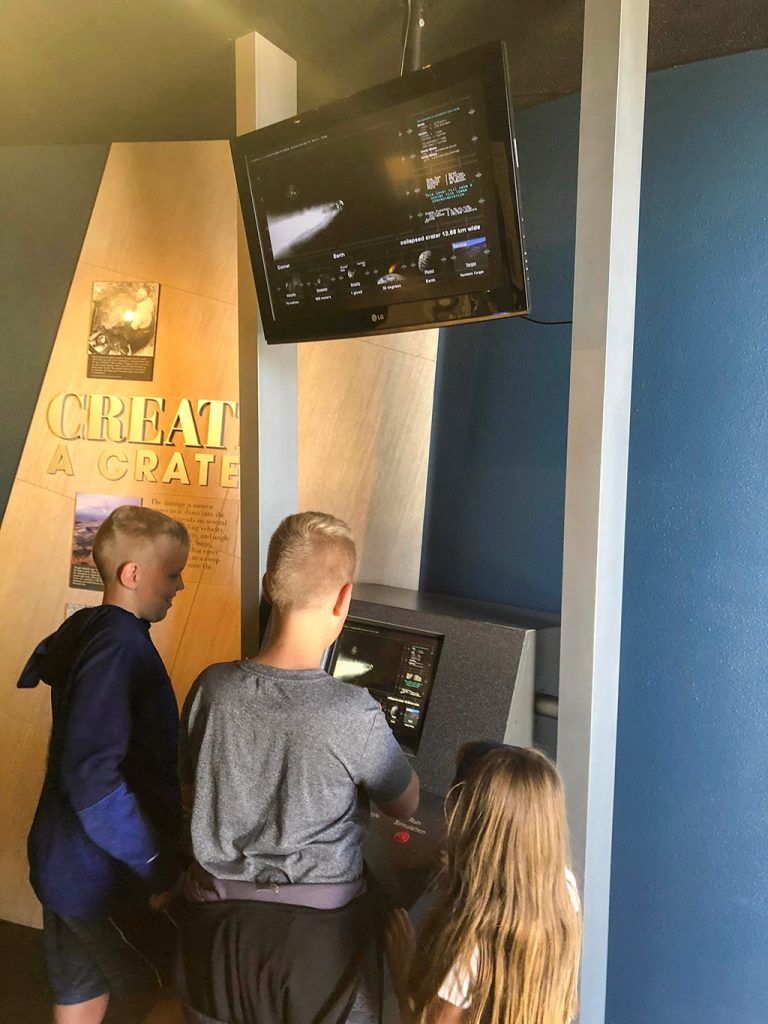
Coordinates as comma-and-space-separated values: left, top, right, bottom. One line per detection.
179, 660, 413, 885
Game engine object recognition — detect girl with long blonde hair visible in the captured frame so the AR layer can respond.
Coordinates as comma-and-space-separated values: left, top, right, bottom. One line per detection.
386, 743, 582, 1024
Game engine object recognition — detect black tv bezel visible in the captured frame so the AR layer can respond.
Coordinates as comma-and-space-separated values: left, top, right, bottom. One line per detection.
231, 41, 529, 345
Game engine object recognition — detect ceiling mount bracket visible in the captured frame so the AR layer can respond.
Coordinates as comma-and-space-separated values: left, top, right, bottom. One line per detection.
400, 0, 428, 75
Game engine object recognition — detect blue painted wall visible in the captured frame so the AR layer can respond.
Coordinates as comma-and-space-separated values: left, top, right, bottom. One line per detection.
421, 49, 768, 1023
0, 145, 108, 518
608, 50, 768, 1024
419, 95, 578, 613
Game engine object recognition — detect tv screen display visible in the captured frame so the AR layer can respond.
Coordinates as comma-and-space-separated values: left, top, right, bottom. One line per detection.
327, 618, 443, 755
231, 41, 529, 344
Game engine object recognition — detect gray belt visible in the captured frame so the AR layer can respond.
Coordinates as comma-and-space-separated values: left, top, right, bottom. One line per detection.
182, 863, 366, 910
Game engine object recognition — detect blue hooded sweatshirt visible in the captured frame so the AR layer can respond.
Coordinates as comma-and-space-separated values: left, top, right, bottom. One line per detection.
18, 605, 181, 919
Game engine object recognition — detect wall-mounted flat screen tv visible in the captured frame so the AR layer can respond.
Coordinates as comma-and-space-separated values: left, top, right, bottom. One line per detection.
231, 41, 529, 344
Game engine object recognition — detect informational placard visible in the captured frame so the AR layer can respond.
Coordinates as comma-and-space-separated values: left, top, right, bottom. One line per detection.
148, 494, 239, 586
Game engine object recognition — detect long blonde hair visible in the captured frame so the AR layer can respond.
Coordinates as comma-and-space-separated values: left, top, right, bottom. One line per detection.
409, 744, 581, 1024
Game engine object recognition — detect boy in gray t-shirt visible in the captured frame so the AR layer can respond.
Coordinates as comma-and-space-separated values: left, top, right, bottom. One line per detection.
176, 512, 419, 1024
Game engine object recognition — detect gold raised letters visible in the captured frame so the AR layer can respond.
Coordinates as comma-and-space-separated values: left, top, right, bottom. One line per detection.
197, 400, 238, 449
87, 394, 126, 443
47, 393, 85, 440
46, 444, 75, 476
165, 398, 203, 448
98, 448, 129, 481
44, 393, 240, 488
128, 397, 165, 445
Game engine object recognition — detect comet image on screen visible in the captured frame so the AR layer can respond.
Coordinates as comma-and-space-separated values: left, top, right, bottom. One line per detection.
267, 199, 345, 259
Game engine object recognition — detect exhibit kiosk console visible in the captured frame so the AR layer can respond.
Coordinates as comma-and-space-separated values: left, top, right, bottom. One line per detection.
325, 583, 560, 908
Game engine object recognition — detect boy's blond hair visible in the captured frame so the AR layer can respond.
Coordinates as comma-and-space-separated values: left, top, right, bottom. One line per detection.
266, 512, 356, 611
93, 505, 190, 584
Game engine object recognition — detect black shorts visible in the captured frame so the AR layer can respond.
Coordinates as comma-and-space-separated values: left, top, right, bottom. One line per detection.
174, 893, 383, 1024
43, 903, 177, 1006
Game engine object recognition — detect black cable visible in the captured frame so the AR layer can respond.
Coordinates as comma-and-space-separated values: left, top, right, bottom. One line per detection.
521, 315, 573, 325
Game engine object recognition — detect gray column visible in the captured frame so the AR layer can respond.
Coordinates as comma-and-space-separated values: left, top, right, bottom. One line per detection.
235, 33, 298, 654
556, 0, 649, 1020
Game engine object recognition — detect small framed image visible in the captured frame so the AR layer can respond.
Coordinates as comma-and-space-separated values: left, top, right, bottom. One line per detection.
70, 493, 142, 591
87, 281, 160, 381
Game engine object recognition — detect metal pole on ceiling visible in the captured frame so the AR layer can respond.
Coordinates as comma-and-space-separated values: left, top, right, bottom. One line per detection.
401, 0, 427, 74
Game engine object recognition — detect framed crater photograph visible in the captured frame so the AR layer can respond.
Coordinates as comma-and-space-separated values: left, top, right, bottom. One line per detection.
87, 281, 160, 381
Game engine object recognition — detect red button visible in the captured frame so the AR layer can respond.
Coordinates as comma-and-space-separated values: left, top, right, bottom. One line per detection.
393, 830, 410, 844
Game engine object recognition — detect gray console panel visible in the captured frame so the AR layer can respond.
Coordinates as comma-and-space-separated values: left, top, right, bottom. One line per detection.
349, 584, 560, 796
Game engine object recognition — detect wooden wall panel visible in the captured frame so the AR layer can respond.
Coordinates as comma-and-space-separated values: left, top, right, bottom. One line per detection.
0, 141, 240, 927
0, 138, 437, 930
82, 142, 238, 308
297, 330, 438, 590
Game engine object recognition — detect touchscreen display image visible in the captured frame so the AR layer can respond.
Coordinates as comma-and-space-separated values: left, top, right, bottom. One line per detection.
247, 81, 502, 320
329, 619, 442, 754
231, 42, 529, 342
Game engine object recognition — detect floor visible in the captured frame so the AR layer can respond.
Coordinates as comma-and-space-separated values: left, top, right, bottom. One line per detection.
0, 918, 51, 1022
0, 919, 182, 1023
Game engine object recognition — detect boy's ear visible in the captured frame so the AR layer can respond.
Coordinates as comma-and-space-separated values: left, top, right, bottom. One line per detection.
261, 574, 272, 604
117, 561, 139, 590
333, 582, 353, 618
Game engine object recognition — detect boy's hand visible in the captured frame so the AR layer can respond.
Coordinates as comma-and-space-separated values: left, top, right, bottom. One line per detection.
385, 907, 417, 1000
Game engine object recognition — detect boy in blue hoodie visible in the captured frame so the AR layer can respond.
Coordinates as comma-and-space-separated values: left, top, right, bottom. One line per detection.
18, 505, 189, 1024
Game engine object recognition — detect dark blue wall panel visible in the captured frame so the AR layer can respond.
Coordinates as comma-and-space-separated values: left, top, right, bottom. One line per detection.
607, 50, 768, 1024
420, 96, 579, 613
421, 47, 768, 1023
0, 145, 108, 518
